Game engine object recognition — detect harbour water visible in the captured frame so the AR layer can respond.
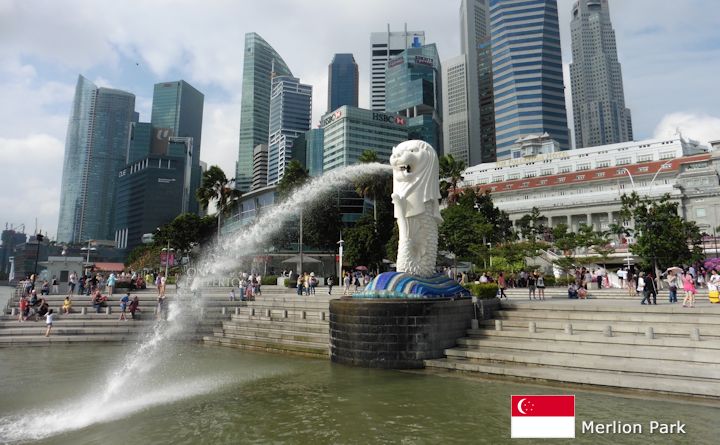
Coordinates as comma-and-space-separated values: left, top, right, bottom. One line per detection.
0, 344, 717, 444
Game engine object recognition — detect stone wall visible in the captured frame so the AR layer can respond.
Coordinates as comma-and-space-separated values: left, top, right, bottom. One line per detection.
329, 297, 500, 369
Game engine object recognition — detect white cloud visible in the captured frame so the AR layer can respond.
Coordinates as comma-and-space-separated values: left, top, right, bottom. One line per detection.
654, 112, 720, 146
200, 101, 241, 179
0, 134, 64, 237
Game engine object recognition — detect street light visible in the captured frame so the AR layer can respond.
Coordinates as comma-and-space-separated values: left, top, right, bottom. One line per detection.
32, 232, 44, 287
337, 237, 344, 279
80, 240, 97, 276
161, 241, 175, 279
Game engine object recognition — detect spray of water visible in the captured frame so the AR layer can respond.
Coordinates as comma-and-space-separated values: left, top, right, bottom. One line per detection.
0, 163, 392, 443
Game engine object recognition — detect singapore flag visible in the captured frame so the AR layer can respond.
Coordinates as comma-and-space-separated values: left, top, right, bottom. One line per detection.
511, 395, 575, 438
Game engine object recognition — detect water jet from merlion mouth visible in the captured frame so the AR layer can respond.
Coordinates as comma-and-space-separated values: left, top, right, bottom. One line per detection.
0, 162, 393, 443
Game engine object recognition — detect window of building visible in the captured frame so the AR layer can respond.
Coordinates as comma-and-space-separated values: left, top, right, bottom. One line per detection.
577, 163, 590, 171
493, 175, 504, 182
597, 160, 610, 168
638, 166, 649, 172
638, 154, 653, 162
559, 166, 571, 173
521, 182, 530, 188
688, 162, 709, 170
696, 208, 707, 218
539, 179, 548, 185
508, 173, 521, 180
525, 171, 537, 178
541, 169, 553, 176
595, 172, 605, 178
576, 174, 585, 180
617, 158, 631, 166
660, 152, 675, 160
558, 177, 566, 183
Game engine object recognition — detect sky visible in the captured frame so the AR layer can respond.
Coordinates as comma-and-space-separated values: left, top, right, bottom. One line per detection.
1, 0, 720, 241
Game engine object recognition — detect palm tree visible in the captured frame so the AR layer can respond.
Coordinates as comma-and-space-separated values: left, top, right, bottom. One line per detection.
196, 166, 242, 241
439, 154, 466, 201
354, 149, 386, 226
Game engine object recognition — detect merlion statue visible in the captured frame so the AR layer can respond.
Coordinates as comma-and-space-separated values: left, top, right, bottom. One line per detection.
351, 140, 468, 299
389, 140, 442, 277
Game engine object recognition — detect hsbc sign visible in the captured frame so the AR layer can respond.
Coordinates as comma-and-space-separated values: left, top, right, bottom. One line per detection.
321, 109, 343, 127
372, 113, 406, 126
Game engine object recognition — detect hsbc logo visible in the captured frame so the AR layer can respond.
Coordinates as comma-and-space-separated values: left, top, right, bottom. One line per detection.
372, 112, 406, 126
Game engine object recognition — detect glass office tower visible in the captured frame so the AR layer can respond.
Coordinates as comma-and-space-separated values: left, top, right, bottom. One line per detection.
267, 75, 312, 185
385, 43, 443, 153
57, 75, 136, 244
236, 32, 293, 191
490, 0, 570, 159
327, 53, 359, 112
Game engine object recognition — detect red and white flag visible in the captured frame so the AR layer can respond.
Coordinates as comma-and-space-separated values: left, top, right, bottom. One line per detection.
511, 395, 575, 438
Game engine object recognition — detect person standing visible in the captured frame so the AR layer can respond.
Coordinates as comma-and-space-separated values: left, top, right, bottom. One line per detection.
497, 272, 508, 299
51, 276, 59, 294
18, 295, 28, 322
638, 272, 648, 304
68, 271, 77, 295
107, 272, 117, 297
44, 309, 54, 337
343, 272, 351, 296
327, 276, 334, 295
296, 275, 303, 296
536, 274, 546, 301
129, 296, 141, 320
645, 273, 657, 305
527, 273, 537, 300
682, 272, 697, 308
119, 292, 130, 321
666, 272, 679, 303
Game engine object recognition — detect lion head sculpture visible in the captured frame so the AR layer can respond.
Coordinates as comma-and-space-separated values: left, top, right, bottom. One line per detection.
389, 140, 442, 222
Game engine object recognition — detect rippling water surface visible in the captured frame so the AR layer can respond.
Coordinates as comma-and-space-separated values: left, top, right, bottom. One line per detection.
0, 344, 717, 445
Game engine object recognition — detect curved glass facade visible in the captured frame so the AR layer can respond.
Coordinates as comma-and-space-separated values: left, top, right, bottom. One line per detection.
236, 33, 293, 192
57, 75, 135, 243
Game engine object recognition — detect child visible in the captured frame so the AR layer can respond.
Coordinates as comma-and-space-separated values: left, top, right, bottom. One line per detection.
18, 295, 28, 322
129, 296, 141, 320
62, 296, 72, 314
44, 309, 54, 337
229, 288, 236, 301
119, 292, 130, 321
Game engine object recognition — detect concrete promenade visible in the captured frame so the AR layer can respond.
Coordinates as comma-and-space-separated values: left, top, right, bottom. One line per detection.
425, 290, 720, 399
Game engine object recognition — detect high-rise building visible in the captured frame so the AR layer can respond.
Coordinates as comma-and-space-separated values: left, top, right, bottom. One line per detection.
321, 106, 408, 173
57, 75, 136, 244
114, 153, 189, 252
460, 0, 496, 164
385, 43, 443, 153
490, 0, 570, 159
570, 0, 633, 148
442, 56, 471, 165
305, 128, 325, 177
236, 33, 293, 192
267, 75, 312, 185
328, 54, 359, 112
370, 27, 425, 112
252, 144, 269, 190
126, 121, 153, 163
150, 80, 204, 214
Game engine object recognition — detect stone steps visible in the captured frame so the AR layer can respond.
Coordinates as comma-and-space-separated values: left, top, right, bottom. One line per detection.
213, 325, 328, 344
203, 334, 328, 357
481, 318, 719, 338
425, 358, 720, 398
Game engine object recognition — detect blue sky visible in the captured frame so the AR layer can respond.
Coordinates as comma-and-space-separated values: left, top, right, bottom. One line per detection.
1, 0, 719, 240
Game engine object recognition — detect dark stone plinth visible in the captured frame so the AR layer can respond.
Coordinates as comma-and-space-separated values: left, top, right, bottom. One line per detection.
330, 297, 498, 369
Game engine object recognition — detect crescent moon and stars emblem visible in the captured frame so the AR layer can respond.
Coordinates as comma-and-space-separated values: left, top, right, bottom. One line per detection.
517, 398, 535, 415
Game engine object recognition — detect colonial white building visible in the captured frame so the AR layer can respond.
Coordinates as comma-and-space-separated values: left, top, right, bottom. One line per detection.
461, 135, 720, 232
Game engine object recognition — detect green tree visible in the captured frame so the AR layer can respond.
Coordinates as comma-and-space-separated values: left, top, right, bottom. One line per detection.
155, 213, 215, 252
439, 154, 466, 201
343, 213, 386, 272
353, 149, 390, 225
474, 190, 514, 243
276, 160, 309, 201
621, 192, 703, 270
516, 207, 546, 242
196, 165, 241, 240
439, 191, 493, 262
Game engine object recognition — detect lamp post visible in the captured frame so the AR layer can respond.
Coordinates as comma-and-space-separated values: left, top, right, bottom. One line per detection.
337, 237, 344, 279
161, 240, 174, 279
298, 208, 304, 275
32, 232, 44, 287
80, 240, 97, 277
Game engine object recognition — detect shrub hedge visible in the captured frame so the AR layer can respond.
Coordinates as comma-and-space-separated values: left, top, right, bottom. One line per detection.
464, 283, 499, 299
261, 275, 278, 285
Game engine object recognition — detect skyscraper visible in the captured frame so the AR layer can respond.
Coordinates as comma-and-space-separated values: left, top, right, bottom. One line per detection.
442, 55, 471, 165
328, 54, 359, 112
385, 43, 443, 153
267, 75, 312, 185
150, 80, 204, 213
305, 128, 325, 177
490, 0, 570, 159
370, 27, 425, 112
236, 33, 293, 191
570, 0, 633, 148
57, 75, 136, 244
460, 0, 496, 164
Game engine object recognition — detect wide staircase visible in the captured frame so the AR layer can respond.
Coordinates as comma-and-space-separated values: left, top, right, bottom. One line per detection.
203, 288, 332, 358
504, 286, 665, 300
425, 299, 720, 398
0, 286, 247, 346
